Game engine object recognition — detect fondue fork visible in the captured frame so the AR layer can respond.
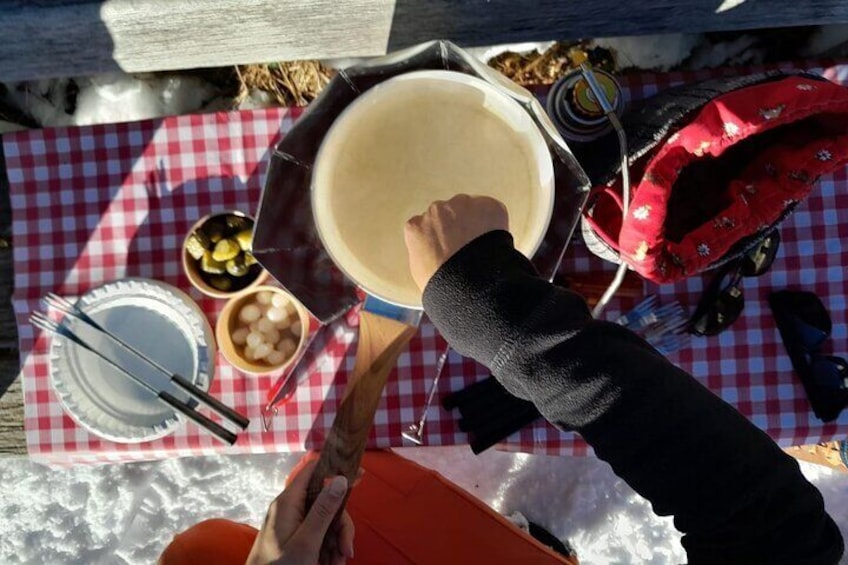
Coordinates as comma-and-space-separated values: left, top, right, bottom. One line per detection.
31, 311, 238, 445
44, 292, 249, 430
402, 344, 450, 445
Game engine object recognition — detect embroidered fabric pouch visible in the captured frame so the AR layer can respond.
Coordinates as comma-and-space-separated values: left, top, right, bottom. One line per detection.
581, 71, 848, 283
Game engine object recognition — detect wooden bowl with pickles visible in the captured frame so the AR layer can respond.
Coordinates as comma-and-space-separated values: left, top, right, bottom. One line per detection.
182, 211, 268, 298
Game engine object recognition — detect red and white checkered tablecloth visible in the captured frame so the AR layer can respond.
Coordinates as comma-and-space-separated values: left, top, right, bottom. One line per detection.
5, 61, 848, 465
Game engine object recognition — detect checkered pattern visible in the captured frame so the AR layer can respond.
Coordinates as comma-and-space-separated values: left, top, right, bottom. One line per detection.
5, 62, 848, 465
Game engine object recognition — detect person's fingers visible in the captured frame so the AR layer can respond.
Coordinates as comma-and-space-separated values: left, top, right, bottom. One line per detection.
318, 514, 352, 565
406, 212, 423, 226
438, 201, 458, 222
284, 458, 318, 494
428, 199, 447, 211
274, 459, 317, 519
319, 536, 339, 565
286, 452, 321, 487
289, 475, 349, 556
404, 220, 419, 243
336, 510, 355, 559
319, 549, 346, 565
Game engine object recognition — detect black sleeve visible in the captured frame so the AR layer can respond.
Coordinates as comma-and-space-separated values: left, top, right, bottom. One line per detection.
423, 230, 844, 565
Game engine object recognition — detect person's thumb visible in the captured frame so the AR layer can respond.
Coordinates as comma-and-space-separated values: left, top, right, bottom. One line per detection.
293, 475, 349, 553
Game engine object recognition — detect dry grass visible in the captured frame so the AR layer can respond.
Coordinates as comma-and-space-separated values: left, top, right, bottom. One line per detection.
225, 42, 616, 108
489, 42, 616, 86
785, 442, 847, 472
234, 61, 333, 107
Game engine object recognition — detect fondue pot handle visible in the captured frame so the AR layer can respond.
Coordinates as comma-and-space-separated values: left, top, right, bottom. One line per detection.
305, 309, 419, 514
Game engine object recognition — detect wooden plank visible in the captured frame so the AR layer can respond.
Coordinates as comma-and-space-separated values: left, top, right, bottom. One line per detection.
0, 354, 24, 456
0, 247, 16, 351
0, 143, 16, 351
387, 1, 848, 50
0, 0, 394, 82
2, 0, 848, 82
0, 140, 23, 456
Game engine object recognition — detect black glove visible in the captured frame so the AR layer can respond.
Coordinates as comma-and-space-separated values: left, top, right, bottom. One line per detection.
443, 376, 541, 454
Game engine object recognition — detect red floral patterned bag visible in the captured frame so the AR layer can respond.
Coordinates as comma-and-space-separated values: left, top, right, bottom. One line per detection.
581, 72, 848, 284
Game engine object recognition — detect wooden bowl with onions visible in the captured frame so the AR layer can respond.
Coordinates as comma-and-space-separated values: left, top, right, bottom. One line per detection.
216, 286, 309, 375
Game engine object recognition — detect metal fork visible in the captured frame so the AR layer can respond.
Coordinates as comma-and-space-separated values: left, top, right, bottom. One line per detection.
31, 311, 238, 445
402, 344, 450, 445
45, 292, 249, 430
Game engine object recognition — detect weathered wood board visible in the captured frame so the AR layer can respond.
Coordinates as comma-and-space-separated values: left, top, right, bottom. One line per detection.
0, 140, 21, 456
2, 0, 848, 81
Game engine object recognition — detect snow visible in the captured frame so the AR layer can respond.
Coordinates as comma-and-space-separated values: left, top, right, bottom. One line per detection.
0, 121, 27, 135
462, 42, 557, 63
3, 74, 217, 128
1, 446, 845, 564
588, 34, 703, 71
237, 89, 278, 111
685, 36, 763, 70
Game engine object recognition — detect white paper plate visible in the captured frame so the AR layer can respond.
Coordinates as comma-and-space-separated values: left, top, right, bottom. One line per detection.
49, 278, 215, 443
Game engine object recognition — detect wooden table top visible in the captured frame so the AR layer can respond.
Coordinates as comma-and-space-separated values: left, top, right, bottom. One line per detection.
0, 144, 24, 455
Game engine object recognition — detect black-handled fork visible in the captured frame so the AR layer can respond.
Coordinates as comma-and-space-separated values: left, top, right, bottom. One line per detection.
31, 311, 238, 445
44, 292, 249, 430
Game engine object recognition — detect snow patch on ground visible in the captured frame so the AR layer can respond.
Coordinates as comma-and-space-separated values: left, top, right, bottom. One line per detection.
589, 34, 703, 71
3, 74, 217, 128
462, 42, 557, 63
685, 36, 763, 70
1, 447, 845, 564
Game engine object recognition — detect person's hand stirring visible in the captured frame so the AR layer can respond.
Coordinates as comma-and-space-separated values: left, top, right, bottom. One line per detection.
404, 194, 509, 291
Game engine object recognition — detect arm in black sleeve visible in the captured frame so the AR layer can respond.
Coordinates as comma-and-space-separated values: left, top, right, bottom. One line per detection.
423, 230, 844, 565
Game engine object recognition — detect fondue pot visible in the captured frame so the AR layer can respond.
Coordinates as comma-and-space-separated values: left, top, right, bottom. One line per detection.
312, 69, 556, 310
251, 40, 592, 510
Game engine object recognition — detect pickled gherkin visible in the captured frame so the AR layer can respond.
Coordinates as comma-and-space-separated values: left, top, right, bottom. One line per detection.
193, 229, 212, 249
212, 238, 240, 262
189, 212, 261, 293
226, 256, 249, 277
235, 229, 253, 252
208, 275, 233, 291
185, 234, 207, 260
200, 251, 227, 275
226, 215, 251, 231
203, 221, 226, 243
